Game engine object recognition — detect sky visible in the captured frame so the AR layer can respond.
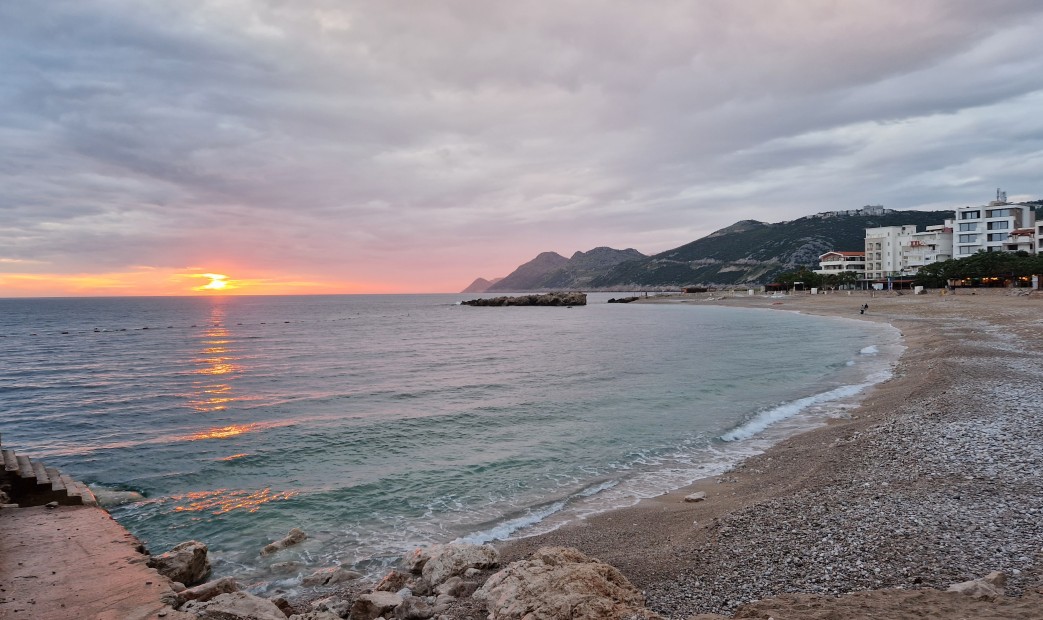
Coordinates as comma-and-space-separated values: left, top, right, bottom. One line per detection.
2, 1, 1042, 296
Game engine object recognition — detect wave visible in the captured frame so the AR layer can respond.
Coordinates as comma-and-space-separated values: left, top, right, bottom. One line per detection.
718, 383, 869, 442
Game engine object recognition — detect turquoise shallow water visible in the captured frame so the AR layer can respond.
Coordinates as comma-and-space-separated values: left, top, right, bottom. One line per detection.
0, 293, 899, 588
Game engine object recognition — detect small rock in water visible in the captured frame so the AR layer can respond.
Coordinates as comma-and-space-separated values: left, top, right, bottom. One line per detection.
260, 527, 307, 556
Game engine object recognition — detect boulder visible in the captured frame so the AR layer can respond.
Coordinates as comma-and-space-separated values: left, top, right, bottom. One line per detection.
394, 595, 434, 619
434, 576, 479, 598
180, 576, 238, 603
349, 591, 403, 620
181, 591, 287, 620
270, 561, 305, 574
310, 596, 351, 618
301, 566, 363, 587
148, 540, 211, 586
408, 543, 499, 587
260, 527, 308, 556
473, 546, 663, 620
947, 571, 1007, 600
290, 612, 342, 620
375, 570, 410, 592
683, 492, 706, 503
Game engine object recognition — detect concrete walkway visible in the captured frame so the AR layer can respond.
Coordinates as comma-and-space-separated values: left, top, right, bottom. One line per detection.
0, 505, 190, 620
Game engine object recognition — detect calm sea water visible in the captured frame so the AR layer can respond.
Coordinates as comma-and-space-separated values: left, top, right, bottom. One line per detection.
0, 293, 899, 590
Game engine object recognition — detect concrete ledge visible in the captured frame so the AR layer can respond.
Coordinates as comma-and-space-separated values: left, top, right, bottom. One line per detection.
0, 505, 192, 619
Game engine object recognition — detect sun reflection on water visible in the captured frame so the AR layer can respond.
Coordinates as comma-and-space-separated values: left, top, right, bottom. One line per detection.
182, 423, 262, 441
168, 488, 299, 515
189, 302, 244, 412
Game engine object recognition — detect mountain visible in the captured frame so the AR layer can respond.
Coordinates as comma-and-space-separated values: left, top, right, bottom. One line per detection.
486, 247, 647, 292
460, 277, 502, 293
589, 209, 954, 288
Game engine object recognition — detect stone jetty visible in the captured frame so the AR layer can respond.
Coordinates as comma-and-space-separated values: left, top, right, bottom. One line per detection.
462, 292, 586, 306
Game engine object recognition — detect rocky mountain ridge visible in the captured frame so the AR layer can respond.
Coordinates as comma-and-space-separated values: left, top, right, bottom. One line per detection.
467, 209, 957, 291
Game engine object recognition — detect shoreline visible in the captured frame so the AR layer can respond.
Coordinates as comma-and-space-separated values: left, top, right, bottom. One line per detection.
494, 290, 1043, 618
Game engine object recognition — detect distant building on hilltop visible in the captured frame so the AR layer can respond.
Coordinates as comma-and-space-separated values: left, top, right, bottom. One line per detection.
813, 205, 895, 219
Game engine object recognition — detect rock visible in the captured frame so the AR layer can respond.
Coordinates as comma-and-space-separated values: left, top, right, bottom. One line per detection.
260, 528, 308, 556
270, 561, 305, 574
413, 543, 500, 587
180, 576, 238, 603
272, 596, 296, 616
474, 546, 663, 620
947, 571, 1007, 600
375, 570, 410, 592
394, 595, 434, 619
310, 596, 351, 618
349, 591, 403, 620
148, 540, 212, 587
301, 566, 362, 587
181, 591, 287, 620
290, 612, 341, 620
434, 576, 478, 598
683, 492, 707, 503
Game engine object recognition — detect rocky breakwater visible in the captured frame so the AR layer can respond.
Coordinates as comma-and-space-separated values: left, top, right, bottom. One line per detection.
462, 292, 586, 306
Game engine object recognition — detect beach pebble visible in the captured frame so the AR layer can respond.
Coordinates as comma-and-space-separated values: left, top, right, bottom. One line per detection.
684, 492, 707, 503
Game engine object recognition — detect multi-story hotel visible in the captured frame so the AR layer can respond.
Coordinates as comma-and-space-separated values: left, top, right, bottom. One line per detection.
953, 194, 1035, 257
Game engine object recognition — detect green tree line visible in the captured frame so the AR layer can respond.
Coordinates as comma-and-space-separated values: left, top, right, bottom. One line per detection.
774, 251, 1043, 290
914, 251, 1043, 287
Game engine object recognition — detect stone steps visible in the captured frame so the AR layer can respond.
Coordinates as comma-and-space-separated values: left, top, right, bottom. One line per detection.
0, 434, 97, 507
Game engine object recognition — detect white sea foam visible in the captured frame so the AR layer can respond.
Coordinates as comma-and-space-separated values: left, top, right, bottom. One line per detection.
719, 382, 870, 442
860, 345, 879, 355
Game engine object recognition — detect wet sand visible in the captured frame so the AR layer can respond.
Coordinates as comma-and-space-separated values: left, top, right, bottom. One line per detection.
497, 289, 1043, 619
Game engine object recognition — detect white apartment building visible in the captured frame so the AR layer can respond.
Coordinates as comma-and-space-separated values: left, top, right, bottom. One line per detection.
814, 251, 866, 275
864, 225, 917, 279
953, 199, 1035, 257
900, 223, 954, 276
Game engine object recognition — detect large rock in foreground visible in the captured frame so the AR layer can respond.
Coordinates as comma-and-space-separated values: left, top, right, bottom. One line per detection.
462, 292, 586, 307
181, 591, 287, 620
474, 546, 663, 620
148, 540, 211, 587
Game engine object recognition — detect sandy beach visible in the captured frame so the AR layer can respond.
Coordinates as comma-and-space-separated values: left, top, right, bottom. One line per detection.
489, 290, 1043, 619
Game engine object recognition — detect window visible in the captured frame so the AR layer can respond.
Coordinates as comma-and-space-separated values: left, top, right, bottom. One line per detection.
960, 247, 973, 254
988, 233, 1007, 242
987, 221, 1009, 230
960, 210, 981, 220
986, 209, 1009, 218
958, 234, 977, 243
959, 223, 977, 231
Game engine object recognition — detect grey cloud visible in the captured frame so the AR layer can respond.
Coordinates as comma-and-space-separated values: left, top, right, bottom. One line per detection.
1, 1, 1042, 284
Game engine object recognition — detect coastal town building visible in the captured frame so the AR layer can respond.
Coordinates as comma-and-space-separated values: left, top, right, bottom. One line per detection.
953, 192, 1036, 257
814, 251, 866, 275
864, 225, 917, 279
1037, 219, 1043, 256
899, 223, 954, 276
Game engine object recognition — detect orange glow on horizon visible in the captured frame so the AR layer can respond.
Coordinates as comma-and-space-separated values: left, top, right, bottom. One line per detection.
0, 267, 406, 297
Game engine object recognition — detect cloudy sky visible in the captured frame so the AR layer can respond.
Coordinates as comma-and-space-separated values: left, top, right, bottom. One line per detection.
2, 1, 1041, 296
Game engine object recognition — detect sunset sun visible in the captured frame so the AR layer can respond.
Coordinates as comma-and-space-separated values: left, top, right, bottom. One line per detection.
199, 273, 231, 291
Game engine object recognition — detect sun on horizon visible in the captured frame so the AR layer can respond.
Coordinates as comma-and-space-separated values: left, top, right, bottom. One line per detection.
199, 273, 231, 291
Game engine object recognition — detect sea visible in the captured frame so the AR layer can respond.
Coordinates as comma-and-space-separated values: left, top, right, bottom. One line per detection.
0, 293, 901, 592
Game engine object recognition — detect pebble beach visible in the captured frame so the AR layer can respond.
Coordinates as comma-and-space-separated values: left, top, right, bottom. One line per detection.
497, 290, 1043, 619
